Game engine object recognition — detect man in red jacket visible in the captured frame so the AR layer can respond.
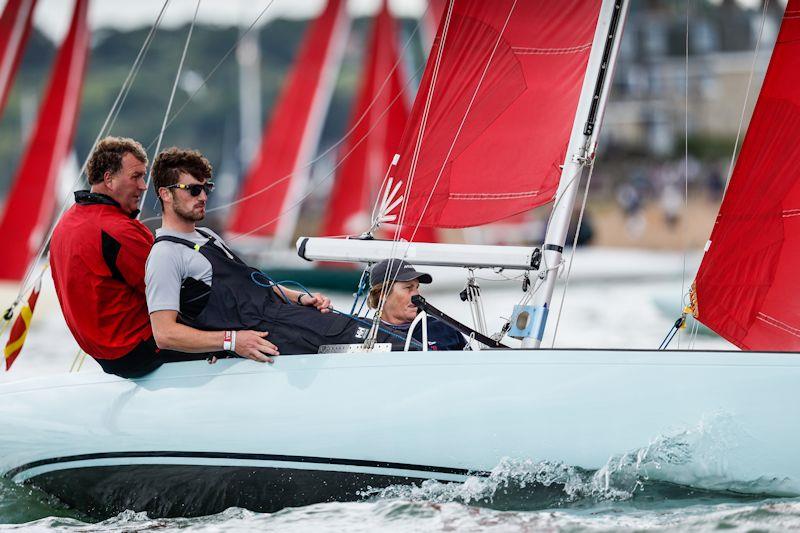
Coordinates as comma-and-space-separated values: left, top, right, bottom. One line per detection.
50, 137, 207, 377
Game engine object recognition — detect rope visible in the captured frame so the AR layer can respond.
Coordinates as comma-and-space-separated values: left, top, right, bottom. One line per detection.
140, 0, 202, 213
723, 0, 770, 191
69, 348, 85, 373
5, 0, 171, 311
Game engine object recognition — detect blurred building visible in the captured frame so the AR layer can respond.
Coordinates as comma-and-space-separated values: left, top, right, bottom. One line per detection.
602, 0, 783, 156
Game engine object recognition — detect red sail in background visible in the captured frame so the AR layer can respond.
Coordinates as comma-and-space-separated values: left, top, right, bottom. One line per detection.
227, 0, 349, 248
322, 1, 422, 239
0, 0, 89, 281
0, 0, 37, 118
422, 0, 447, 49
694, 2, 800, 351
390, 0, 601, 229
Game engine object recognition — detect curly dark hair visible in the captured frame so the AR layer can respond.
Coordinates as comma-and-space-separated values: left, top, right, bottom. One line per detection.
86, 137, 148, 185
151, 147, 213, 195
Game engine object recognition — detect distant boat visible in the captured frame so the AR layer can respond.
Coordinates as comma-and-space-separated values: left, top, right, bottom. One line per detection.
0, 0, 89, 282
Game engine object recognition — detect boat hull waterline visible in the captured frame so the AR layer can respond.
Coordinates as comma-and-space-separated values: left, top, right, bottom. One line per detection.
1, 350, 798, 517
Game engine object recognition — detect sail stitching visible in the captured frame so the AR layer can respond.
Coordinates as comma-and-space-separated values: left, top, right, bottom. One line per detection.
757, 312, 800, 338
512, 43, 592, 55
782, 209, 800, 217
449, 191, 540, 200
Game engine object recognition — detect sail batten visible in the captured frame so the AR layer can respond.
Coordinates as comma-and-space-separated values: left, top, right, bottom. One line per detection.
694, 0, 800, 350
0, 0, 89, 282
226, 0, 349, 248
390, 0, 602, 230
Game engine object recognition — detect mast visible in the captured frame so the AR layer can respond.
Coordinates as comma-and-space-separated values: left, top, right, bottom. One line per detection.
523, 0, 629, 348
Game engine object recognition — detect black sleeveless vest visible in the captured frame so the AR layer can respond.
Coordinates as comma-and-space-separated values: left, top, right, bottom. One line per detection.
153, 229, 366, 355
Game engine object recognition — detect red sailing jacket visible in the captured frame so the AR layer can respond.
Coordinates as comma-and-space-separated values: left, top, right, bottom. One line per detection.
50, 191, 153, 359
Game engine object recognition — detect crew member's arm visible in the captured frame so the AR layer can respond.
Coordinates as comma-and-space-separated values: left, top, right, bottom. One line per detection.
150, 310, 278, 362
275, 286, 332, 313
145, 242, 278, 362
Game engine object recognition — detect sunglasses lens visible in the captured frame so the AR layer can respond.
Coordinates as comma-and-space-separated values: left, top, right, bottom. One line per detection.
204, 182, 215, 194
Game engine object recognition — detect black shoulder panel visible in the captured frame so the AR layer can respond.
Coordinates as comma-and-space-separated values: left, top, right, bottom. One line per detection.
101, 230, 125, 283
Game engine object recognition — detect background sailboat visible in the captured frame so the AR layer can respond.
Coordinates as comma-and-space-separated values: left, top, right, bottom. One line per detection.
226, 0, 349, 255
0, 0, 37, 120
0, 0, 89, 282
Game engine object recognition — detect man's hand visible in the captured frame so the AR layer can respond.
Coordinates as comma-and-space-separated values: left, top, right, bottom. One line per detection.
301, 292, 332, 313
235, 330, 279, 363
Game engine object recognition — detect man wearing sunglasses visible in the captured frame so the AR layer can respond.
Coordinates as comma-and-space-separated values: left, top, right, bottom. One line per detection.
145, 147, 363, 362
50, 137, 211, 378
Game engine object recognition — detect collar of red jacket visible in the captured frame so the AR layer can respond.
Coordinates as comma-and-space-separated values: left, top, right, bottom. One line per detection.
74, 190, 140, 219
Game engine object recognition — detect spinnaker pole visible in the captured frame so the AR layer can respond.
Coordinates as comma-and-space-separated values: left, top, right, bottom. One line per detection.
523, 0, 630, 349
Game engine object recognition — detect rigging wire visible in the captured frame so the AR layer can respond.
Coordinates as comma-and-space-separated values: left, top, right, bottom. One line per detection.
143, 0, 278, 154
372, 0, 518, 327
678, 0, 691, 349
3, 0, 172, 315
372, 0, 459, 323
549, 160, 597, 348
723, 0, 771, 191
197, 61, 426, 237
183, 5, 428, 220
140, 0, 202, 213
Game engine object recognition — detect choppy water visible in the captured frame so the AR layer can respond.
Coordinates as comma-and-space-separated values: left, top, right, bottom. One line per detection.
3, 266, 799, 530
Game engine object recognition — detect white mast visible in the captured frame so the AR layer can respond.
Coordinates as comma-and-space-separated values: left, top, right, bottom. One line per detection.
522, 0, 630, 349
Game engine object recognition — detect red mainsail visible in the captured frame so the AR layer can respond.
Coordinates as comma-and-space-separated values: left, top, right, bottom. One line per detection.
0, 0, 37, 118
322, 0, 412, 238
390, 0, 601, 229
0, 0, 89, 281
226, 0, 349, 247
694, 1, 800, 351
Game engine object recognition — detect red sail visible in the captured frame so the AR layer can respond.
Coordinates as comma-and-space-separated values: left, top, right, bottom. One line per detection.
694, 2, 800, 351
227, 0, 349, 247
390, 0, 601, 229
0, 0, 37, 118
0, 0, 89, 281
322, 1, 413, 239
422, 0, 447, 49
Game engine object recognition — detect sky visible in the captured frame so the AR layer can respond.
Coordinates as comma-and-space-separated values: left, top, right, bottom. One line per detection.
1, 0, 766, 42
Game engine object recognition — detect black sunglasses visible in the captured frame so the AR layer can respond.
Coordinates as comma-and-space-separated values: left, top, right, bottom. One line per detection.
166, 182, 215, 197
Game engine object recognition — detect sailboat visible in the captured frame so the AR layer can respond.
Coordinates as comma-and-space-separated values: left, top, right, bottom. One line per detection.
0, 0, 37, 120
2, 0, 800, 520
0, 0, 89, 282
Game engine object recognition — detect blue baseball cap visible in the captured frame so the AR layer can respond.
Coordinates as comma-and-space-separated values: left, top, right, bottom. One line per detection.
369, 259, 432, 288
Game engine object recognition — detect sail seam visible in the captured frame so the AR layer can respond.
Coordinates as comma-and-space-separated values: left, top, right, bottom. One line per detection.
512, 43, 592, 55
449, 191, 540, 200
757, 313, 800, 338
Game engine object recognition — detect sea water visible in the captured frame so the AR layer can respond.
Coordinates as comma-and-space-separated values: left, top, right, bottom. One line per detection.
2, 271, 799, 531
